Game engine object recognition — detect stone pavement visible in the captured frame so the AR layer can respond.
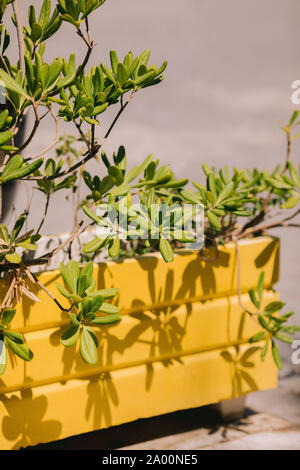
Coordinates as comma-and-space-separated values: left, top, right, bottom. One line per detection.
121, 376, 300, 450
121, 412, 299, 450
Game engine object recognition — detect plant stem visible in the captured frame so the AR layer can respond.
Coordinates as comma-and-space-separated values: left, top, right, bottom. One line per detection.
12, 1, 25, 75
36, 194, 50, 235
28, 91, 135, 182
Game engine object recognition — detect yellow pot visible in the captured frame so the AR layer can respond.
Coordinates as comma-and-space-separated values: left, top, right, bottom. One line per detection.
0, 236, 279, 449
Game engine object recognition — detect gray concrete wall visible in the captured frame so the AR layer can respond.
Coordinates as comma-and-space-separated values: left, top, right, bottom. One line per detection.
5, 1, 300, 365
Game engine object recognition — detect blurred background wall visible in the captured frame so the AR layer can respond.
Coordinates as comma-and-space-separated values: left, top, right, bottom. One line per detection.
6, 0, 300, 368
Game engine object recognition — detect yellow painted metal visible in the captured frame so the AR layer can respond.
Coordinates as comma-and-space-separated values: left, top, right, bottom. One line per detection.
0, 236, 279, 449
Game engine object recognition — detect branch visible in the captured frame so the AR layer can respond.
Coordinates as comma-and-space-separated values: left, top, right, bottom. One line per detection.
75, 22, 94, 80
0, 54, 9, 74
24, 107, 61, 161
237, 207, 300, 238
27, 91, 135, 182
12, 1, 25, 75
25, 268, 73, 313
16, 103, 40, 153
36, 194, 50, 234
284, 130, 292, 171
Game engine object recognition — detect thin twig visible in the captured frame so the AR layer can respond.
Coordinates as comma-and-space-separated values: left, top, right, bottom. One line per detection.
27, 91, 135, 182
24, 107, 61, 161
16, 104, 40, 153
12, 1, 25, 75
238, 207, 300, 238
36, 194, 50, 234
0, 55, 9, 74
284, 130, 292, 171
75, 121, 91, 151
25, 268, 72, 312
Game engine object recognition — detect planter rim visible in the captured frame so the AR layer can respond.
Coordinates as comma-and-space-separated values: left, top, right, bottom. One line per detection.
33, 234, 278, 276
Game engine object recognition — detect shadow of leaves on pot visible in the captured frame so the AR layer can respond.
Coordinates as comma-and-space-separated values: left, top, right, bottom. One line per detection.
126, 267, 190, 390
0, 386, 62, 449
85, 372, 119, 430
255, 238, 279, 285
220, 346, 260, 398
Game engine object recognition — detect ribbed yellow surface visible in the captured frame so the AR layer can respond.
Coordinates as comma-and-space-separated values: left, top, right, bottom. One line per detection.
0, 236, 279, 449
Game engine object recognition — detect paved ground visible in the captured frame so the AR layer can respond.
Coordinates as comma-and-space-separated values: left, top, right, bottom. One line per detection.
121, 412, 300, 450
120, 376, 300, 450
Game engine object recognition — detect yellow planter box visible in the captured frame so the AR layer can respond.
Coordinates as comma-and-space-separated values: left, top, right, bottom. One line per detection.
0, 236, 279, 449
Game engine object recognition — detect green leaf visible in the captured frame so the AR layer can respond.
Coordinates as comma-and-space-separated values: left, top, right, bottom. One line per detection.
108, 236, 120, 258
100, 175, 115, 194
0, 154, 23, 180
261, 338, 269, 362
5, 331, 24, 343
206, 210, 221, 230
117, 63, 127, 87
271, 340, 282, 370
264, 301, 286, 314
16, 241, 38, 251
5, 336, 33, 361
83, 236, 109, 254
0, 110, 9, 130
0, 129, 13, 146
249, 331, 265, 343
31, 23, 42, 42
100, 63, 116, 83
82, 205, 102, 224
5, 252, 21, 264
163, 178, 189, 188
280, 195, 300, 209
77, 274, 87, 297
67, 260, 80, 294
109, 50, 119, 77
59, 262, 72, 291
275, 332, 294, 344
83, 295, 103, 315
257, 271, 264, 306
0, 158, 44, 183
281, 325, 300, 334
11, 213, 26, 242
249, 288, 259, 309
258, 314, 270, 330
80, 326, 98, 364
0, 224, 10, 243
55, 281, 71, 299
216, 182, 234, 204
90, 313, 121, 325
159, 237, 174, 263
94, 288, 119, 299
38, 0, 51, 29
80, 261, 94, 285
289, 110, 299, 126
60, 324, 80, 347
1, 308, 16, 326
99, 303, 119, 314
0, 69, 29, 99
